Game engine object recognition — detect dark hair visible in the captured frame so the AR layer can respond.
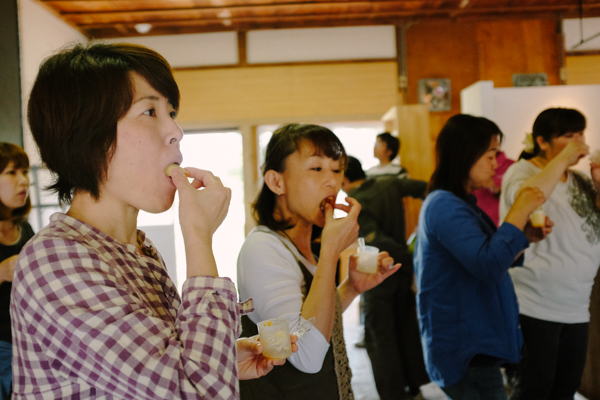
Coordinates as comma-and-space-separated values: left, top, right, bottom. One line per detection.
428, 114, 503, 201
518, 150, 534, 161
0, 143, 31, 223
253, 123, 347, 231
27, 43, 180, 205
377, 132, 400, 162
345, 156, 366, 183
527, 108, 586, 157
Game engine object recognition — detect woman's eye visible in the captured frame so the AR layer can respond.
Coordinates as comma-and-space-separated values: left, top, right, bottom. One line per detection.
333, 169, 341, 174
143, 109, 156, 117
312, 167, 322, 171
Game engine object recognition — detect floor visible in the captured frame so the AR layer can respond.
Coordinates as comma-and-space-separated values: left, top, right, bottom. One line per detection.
342, 297, 588, 400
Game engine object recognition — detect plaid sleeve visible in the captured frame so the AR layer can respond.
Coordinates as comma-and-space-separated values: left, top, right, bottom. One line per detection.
12, 236, 244, 399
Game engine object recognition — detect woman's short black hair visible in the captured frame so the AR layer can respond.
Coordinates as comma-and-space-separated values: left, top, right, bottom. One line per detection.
0, 143, 31, 223
27, 42, 180, 205
253, 123, 347, 231
428, 114, 503, 201
529, 108, 586, 157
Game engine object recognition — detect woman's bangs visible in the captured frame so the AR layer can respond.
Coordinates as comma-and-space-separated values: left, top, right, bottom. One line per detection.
0, 144, 29, 171
301, 130, 347, 169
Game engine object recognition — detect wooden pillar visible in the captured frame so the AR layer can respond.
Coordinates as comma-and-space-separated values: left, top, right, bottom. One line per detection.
395, 25, 408, 105
0, 0, 23, 146
240, 124, 259, 236
382, 104, 434, 239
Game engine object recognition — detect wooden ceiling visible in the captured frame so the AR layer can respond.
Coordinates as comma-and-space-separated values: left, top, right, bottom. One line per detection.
36, 0, 600, 39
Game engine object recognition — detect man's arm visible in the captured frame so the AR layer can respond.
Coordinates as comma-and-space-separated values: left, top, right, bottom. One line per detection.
395, 178, 428, 200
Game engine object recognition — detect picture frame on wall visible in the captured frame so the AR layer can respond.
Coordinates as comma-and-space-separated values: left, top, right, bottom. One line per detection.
418, 78, 451, 112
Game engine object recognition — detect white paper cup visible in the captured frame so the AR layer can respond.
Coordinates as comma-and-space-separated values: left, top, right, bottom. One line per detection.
530, 209, 546, 228
357, 245, 379, 274
257, 319, 293, 360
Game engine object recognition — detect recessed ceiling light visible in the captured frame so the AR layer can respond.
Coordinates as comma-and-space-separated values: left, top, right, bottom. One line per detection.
222, 19, 232, 26
459, 0, 469, 8
134, 23, 152, 34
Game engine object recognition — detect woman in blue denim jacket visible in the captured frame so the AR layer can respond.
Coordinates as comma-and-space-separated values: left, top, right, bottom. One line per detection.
414, 114, 552, 400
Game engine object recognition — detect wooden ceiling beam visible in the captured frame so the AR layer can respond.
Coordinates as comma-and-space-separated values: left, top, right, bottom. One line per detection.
44, 0, 452, 14
35, 0, 600, 39
85, 12, 572, 39
61, 1, 600, 26
82, 11, 570, 39
62, 2, 454, 25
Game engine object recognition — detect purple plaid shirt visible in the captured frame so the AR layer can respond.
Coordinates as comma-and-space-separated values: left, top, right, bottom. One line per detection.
11, 213, 253, 399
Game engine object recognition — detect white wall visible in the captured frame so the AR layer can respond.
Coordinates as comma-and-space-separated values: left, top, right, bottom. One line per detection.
462, 81, 600, 174
460, 81, 495, 120
100, 32, 239, 68
98, 25, 396, 68
564, 17, 600, 52
247, 26, 396, 63
18, 0, 86, 166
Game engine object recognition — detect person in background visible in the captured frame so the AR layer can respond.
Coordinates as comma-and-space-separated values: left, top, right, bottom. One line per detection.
414, 114, 552, 399
0, 143, 33, 400
365, 132, 408, 178
11, 43, 295, 400
237, 123, 401, 400
357, 131, 408, 348
500, 108, 600, 400
472, 151, 515, 226
342, 156, 429, 400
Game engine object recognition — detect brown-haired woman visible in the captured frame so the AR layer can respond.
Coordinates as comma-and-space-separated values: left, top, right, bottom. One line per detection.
237, 123, 400, 399
12, 43, 294, 400
0, 143, 33, 399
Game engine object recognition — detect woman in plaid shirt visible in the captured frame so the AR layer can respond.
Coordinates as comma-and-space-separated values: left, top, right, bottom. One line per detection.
11, 43, 294, 399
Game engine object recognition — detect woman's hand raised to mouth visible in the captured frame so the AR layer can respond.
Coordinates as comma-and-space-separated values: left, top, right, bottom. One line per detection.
170, 166, 232, 278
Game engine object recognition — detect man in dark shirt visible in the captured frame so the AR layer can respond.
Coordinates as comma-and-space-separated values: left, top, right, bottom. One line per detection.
343, 156, 429, 400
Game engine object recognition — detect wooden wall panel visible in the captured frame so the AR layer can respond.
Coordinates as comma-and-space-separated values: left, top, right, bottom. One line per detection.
406, 19, 479, 142
565, 55, 600, 85
406, 18, 560, 146
174, 62, 398, 126
476, 19, 560, 87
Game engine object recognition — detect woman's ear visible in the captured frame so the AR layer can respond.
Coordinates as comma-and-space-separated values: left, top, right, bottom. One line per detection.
536, 135, 550, 153
264, 170, 285, 196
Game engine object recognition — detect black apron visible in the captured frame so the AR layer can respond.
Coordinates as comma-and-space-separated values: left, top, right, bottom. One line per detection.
239, 244, 339, 400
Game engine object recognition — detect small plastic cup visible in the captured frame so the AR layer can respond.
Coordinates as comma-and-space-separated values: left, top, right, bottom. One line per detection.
530, 207, 546, 228
356, 245, 379, 274
257, 319, 293, 360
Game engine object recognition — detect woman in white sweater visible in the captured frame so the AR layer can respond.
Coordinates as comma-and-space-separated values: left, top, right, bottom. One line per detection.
237, 123, 400, 400
500, 108, 600, 400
